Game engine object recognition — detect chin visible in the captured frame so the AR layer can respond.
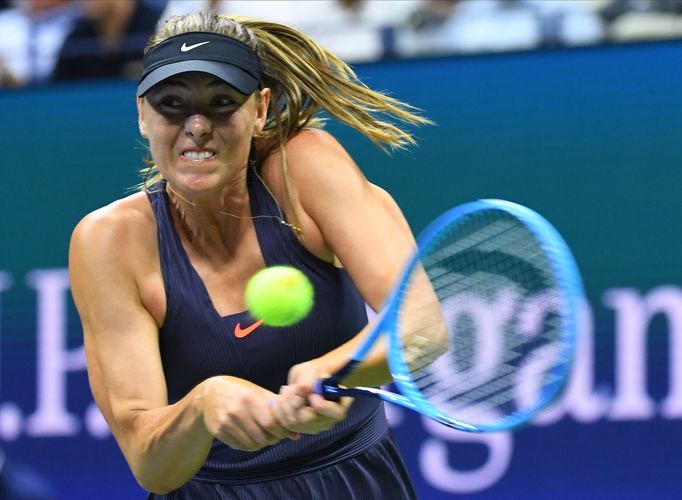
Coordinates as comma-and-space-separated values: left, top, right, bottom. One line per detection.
170, 172, 222, 194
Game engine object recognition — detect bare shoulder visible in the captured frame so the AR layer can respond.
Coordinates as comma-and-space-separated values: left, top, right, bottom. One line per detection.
285, 128, 356, 172
263, 128, 364, 196
70, 191, 156, 272
259, 129, 365, 261
285, 128, 350, 155
72, 192, 153, 242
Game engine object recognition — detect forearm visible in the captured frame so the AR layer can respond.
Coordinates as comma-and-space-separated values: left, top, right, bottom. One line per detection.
316, 322, 392, 389
118, 384, 213, 494
316, 273, 448, 389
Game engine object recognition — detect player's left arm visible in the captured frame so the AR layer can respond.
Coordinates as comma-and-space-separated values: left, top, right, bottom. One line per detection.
275, 129, 419, 388
267, 129, 418, 432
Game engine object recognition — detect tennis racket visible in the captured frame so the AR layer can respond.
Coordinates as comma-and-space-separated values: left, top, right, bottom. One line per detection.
316, 199, 583, 432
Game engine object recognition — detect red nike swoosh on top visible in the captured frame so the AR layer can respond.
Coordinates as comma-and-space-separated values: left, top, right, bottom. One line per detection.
234, 319, 264, 339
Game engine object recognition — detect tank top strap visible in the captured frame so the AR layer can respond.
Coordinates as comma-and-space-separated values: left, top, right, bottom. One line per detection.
246, 163, 309, 267
146, 181, 195, 295
146, 181, 214, 327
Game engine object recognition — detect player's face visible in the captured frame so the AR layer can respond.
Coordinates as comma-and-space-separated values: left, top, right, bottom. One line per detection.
137, 72, 268, 194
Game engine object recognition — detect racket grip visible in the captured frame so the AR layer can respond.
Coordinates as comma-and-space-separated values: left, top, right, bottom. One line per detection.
315, 378, 341, 402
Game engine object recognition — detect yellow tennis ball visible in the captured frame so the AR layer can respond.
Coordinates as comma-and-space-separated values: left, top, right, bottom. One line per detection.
245, 266, 314, 327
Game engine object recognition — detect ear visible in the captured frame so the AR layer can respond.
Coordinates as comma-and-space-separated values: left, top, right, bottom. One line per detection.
137, 97, 148, 139
253, 88, 271, 136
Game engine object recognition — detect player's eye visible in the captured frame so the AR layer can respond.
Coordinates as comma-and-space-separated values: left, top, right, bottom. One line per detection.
159, 96, 185, 108
210, 95, 238, 110
147, 93, 187, 114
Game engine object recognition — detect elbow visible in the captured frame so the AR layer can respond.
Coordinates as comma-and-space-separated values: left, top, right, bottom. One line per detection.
140, 484, 176, 496
128, 449, 193, 495
120, 411, 209, 494
133, 468, 186, 495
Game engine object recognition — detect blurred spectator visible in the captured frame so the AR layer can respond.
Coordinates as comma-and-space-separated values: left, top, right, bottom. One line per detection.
53, 0, 163, 82
398, 0, 543, 56
599, 0, 682, 42
158, 0, 421, 62
396, 0, 603, 57
525, 0, 605, 48
0, 0, 80, 87
9, 0, 677, 87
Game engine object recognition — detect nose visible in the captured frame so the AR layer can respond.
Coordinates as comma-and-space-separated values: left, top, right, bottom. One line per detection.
184, 114, 213, 140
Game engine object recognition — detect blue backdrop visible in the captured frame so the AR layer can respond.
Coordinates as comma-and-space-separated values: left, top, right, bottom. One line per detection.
1, 39, 681, 498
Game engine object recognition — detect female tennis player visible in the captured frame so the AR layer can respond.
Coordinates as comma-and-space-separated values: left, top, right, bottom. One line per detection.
69, 11, 431, 499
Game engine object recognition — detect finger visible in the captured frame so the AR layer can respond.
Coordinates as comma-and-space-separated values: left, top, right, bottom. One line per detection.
310, 394, 353, 411
256, 406, 291, 441
307, 395, 346, 420
283, 385, 307, 407
279, 385, 304, 405
292, 406, 327, 433
221, 434, 268, 452
278, 386, 305, 426
247, 398, 293, 445
226, 407, 277, 449
274, 388, 295, 427
215, 418, 260, 451
269, 401, 300, 439
245, 421, 281, 449
291, 409, 336, 435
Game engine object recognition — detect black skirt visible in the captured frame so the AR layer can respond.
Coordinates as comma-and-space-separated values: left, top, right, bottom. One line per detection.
147, 429, 417, 500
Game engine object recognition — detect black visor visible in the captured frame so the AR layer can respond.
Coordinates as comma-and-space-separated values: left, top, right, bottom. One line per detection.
137, 32, 261, 97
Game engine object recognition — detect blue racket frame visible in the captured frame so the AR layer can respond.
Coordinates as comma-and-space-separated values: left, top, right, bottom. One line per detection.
317, 199, 583, 432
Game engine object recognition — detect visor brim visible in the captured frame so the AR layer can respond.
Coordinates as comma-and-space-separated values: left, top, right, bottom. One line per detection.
136, 60, 259, 97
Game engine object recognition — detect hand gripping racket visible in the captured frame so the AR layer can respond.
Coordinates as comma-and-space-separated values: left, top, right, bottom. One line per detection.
316, 199, 583, 432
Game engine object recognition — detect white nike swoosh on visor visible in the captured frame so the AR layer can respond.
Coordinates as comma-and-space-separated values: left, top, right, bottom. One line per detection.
181, 41, 210, 52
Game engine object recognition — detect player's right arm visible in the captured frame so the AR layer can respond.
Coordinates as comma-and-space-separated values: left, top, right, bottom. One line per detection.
68, 198, 291, 494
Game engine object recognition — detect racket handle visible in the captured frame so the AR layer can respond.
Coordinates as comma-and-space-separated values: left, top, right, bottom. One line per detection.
315, 359, 359, 402
315, 378, 341, 402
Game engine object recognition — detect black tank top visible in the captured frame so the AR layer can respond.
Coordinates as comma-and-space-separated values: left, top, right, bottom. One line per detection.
146, 166, 387, 483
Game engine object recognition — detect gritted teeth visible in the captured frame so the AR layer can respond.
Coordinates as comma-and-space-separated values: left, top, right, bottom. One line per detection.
182, 150, 215, 160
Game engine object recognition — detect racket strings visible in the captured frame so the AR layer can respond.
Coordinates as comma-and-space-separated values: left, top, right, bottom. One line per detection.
395, 209, 572, 428
425, 222, 548, 301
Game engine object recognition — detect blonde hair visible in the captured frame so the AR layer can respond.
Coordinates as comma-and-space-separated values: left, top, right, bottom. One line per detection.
140, 11, 431, 189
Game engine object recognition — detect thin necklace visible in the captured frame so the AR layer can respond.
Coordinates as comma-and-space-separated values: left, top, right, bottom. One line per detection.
165, 170, 302, 234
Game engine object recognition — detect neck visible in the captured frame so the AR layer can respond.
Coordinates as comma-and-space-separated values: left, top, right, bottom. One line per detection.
164, 167, 302, 240
166, 181, 252, 249
165, 165, 250, 217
